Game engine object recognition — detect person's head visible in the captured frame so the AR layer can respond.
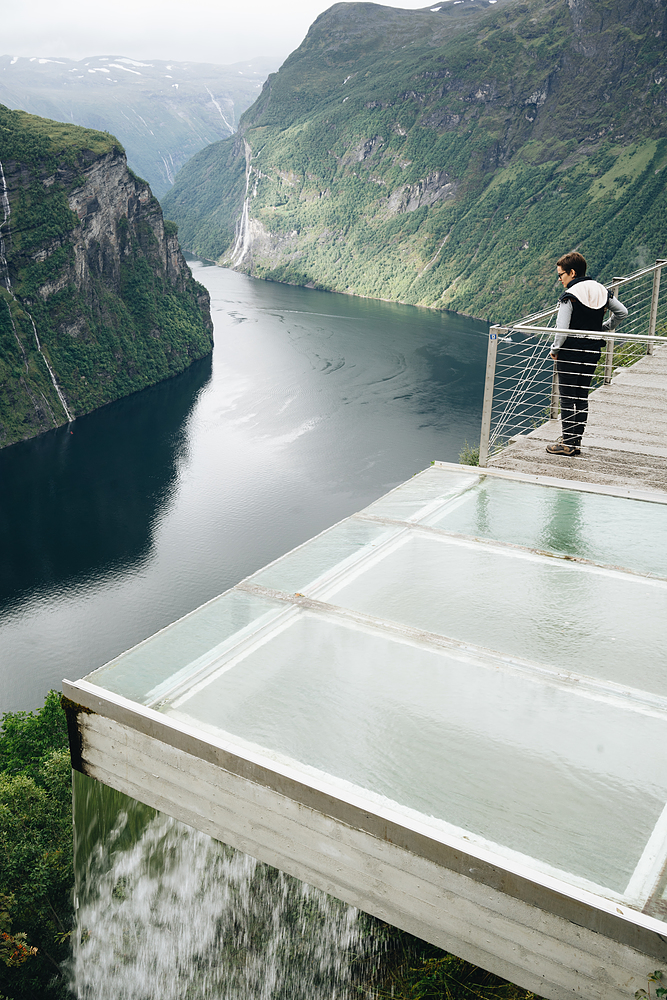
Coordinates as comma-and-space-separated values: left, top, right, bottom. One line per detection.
556, 251, 587, 287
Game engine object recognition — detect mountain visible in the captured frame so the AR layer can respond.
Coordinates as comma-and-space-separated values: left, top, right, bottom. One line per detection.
0, 105, 213, 449
0, 55, 279, 198
162, 0, 667, 323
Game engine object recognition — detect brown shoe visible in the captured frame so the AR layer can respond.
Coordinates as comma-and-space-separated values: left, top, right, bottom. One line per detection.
546, 442, 578, 456
555, 435, 581, 455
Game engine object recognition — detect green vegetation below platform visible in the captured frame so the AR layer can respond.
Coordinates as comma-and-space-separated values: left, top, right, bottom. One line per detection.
0, 691, 541, 1000
0, 692, 72, 1000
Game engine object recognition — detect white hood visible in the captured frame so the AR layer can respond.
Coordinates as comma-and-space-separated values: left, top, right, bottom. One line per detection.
567, 279, 609, 310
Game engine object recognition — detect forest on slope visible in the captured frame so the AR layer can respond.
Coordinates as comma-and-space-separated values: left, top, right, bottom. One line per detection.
162, 0, 667, 323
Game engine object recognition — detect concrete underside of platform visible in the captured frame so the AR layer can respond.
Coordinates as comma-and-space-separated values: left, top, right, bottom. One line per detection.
64, 680, 667, 1000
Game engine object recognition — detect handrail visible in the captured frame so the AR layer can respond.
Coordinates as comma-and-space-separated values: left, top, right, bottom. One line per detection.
604, 259, 667, 288
509, 326, 667, 343
510, 259, 667, 330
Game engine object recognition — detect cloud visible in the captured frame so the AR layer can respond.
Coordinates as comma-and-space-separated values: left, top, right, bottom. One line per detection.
3, 0, 434, 65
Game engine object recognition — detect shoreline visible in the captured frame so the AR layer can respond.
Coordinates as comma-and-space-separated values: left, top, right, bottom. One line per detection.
181, 250, 491, 327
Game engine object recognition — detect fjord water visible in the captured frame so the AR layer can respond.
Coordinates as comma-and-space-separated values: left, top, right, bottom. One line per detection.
0, 261, 486, 713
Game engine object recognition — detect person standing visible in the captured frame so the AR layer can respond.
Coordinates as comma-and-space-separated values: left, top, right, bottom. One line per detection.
546, 251, 628, 456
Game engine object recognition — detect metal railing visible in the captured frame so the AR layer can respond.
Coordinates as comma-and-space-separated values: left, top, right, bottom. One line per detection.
478, 258, 667, 467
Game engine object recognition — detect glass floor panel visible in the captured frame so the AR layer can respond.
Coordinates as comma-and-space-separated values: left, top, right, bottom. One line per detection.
360, 466, 478, 521
165, 610, 667, 896
246, 519, 398, 594
323, 532, 667, 696
77, 464, 667, 921
423, 476, 667, 577
652, 870, 667, 919
86, 590, 286, 704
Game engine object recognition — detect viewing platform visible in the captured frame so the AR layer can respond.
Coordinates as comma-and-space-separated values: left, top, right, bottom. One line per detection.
479, 259, 667, 493
64, 461, 667, 1000
489, 342, 667, 492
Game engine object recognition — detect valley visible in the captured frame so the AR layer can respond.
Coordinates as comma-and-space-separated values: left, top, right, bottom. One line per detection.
163, 0, 667, 322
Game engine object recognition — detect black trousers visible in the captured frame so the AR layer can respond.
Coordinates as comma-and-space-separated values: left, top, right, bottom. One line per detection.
556, 336, 604, 445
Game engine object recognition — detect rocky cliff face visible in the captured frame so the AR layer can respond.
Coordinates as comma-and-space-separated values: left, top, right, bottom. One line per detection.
163, 0, 667, 322
0, 105, 213, 448
59, 148, 210, 323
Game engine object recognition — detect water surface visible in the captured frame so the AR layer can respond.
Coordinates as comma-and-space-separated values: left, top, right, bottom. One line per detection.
0, 263, 486, 712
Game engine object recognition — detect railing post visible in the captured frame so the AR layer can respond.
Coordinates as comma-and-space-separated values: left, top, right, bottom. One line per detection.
603, 337, 615, 384
549, 360, 559, 419
603, 280, 620, 384
647, 260, 666, 355
478, 327, 500, 468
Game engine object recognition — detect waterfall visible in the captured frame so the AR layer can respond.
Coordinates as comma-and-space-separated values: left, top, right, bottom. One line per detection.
0, 159, 12, 292
230, 197, 251, 266
27, 311, 74, 422
230, 141, 253, 266
205, 88, 234, 133
70, 775, 381, 1000
0, 158, 74, 423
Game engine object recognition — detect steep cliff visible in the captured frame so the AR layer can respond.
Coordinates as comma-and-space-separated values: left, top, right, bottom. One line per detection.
0, 105, 213, 448
163, 0, 667, 322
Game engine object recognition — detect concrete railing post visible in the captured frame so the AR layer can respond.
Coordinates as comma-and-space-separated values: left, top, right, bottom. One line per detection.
549, 360, 559, 419
478, 327, 500, 468
603, 280, 620, 384
647, 260, 666, 355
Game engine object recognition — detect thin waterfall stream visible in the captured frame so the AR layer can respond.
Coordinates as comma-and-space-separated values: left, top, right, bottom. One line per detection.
71, 774, 382, 999
26, 309, 74, 421
230, 142, 253, 266
0, 158, 73, 423
0, 159, 12, 291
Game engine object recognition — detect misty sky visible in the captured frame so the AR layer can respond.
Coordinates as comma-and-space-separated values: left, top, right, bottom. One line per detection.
4, 0, 433, 67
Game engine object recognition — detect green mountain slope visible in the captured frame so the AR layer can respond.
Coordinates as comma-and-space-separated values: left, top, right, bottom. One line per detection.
162, 0, 667, 322
0, 55, 278, 198
0, 105, 213, 448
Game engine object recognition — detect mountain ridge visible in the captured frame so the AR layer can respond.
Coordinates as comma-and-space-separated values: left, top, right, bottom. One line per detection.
0, 55, 279, 197
162, 0, 667, 322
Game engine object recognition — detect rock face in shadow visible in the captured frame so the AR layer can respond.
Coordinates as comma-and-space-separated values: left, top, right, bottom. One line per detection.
0, 105, 213, 448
